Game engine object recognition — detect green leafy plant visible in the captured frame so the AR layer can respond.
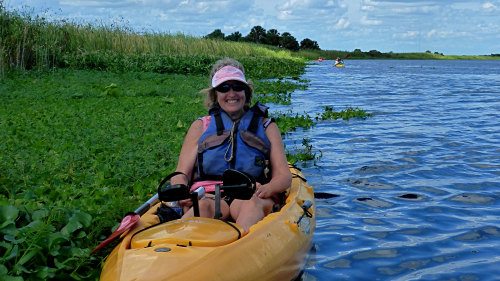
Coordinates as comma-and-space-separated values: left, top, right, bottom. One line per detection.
318, 106, 371, 120
286, 138, 321, 165
254, 79, 308, 105
273, 112, 316, 133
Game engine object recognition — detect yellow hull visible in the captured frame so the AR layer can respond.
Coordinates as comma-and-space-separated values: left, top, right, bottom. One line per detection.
100, 164, 315, 281
334, 64, 345, 67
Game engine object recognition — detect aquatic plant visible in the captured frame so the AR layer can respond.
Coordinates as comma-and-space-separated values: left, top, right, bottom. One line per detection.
286, 138, 322, 165
273, 112, 316, 133
254, 79, 308, 105
0, 69, 206, 279
318, 106, 371, 120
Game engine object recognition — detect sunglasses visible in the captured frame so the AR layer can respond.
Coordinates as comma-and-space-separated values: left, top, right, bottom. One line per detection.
215, 83, 246, 93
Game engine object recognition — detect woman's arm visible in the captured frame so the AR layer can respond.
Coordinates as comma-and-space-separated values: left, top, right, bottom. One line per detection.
172, 119, 203, 185
255, 122, 292, 199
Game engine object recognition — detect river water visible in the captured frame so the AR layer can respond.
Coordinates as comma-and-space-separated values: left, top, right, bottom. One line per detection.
278, 60, 500, 280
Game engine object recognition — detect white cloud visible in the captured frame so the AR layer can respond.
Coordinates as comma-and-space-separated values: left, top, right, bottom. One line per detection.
277, 10, 293, 20
426, 29, 469, 39
396, 30, 419, 39
360, 5, 374, 11
360, 15, 381, 25
391, 5, 438, 14
482, 2, 498, 11
332, 18, 350, 30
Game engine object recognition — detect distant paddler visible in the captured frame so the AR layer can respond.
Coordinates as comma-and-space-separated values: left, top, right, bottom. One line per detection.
334, 54, 350, 67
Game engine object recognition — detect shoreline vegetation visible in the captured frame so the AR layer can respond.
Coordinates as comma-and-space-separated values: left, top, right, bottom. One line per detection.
0, 3, 496, 280
1, 3, 498, 75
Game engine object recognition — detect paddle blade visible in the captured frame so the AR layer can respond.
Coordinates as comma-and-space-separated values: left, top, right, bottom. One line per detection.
90, 213, 140, 255
344, 54, 350, 59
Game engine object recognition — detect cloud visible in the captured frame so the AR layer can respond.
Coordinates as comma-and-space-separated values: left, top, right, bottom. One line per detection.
391, 5, 439, 14
482, 2, 498, 11
276, 0, 344, 20
395, 30, 420, 39
332, 18, 350, 30
360, 15, 381, 25
427, 29, 469, 38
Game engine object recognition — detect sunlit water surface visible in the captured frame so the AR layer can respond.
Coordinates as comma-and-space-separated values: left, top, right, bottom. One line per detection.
275, 60, 500, 281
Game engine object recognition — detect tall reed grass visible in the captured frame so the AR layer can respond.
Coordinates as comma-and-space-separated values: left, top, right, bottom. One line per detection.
0, 3, 307, 78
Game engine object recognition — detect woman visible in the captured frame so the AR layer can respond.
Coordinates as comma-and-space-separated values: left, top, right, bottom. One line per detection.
173, 57, 291, 232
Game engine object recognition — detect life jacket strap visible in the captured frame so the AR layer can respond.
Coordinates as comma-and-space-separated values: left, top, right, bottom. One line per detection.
247, 102, 269, 133
214, 184, 222, 220
209, 107, 225, 136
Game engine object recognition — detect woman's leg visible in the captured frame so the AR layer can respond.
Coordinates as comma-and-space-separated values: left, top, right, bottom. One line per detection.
182, 196, 230, 219
230, 195, 274, 232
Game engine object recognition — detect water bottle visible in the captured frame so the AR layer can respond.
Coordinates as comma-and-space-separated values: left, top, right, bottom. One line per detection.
166, 201, 183, 217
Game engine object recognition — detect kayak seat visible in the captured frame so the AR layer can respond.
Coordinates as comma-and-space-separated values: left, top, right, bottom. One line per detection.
130, 217, 244, 249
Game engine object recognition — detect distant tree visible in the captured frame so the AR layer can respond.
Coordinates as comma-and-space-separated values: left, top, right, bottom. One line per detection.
425, 50, 432, 54
281, 32, 299, 51
266, 29, 281, 47
226, 31, 242, 42
368, 49, 382, 57
300, 38, 320, 50
246, 26, 267, 44
205, 29, 224, 40
353, 49, 362, 53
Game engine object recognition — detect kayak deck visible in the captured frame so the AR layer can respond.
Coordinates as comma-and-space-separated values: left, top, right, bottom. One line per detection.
130, 217, 244, 248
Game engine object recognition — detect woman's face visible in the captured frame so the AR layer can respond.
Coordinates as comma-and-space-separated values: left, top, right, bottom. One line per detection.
215, 80, 246, 118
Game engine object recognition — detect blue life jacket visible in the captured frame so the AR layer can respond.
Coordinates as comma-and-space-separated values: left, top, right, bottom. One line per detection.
197, 102, 271, 183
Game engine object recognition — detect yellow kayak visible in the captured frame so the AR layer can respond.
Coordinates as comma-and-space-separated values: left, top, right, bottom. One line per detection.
100, 164, 315, 281
334, 63, 345, 67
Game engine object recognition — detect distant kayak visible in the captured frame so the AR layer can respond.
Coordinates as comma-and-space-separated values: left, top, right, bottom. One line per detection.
334, 63, 345, 68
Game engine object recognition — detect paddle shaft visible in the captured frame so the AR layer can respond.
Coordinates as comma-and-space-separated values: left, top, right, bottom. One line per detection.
134, 193, 159, 216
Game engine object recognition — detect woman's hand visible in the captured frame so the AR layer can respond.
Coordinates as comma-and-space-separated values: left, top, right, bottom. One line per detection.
255, 183, 273, 199
178, 199, 193, 208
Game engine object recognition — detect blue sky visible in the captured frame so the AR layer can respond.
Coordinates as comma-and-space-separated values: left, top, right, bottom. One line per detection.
5, 0, 500, 55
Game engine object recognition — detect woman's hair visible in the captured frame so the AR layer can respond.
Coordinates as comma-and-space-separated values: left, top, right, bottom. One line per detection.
201, 57, 254, 110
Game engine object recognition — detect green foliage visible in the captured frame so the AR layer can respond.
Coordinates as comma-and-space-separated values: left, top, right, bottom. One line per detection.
254, 79, 308, 105
300, 38, 320, 50
317, 106, 372, 120
0, 69, 206, 279
0, 202, 95, 280
206, 26, 317, 52
281, 32, 300, 51
286, 138, 321, 165
246, 26, 267, 44
204, 29, 224, 40
273, 112, 316, 133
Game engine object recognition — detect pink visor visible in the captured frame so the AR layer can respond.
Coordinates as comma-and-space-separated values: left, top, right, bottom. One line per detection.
211, 66, 248, 88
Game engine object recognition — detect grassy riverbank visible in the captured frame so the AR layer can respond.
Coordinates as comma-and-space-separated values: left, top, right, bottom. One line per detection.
0, 5, 372, 280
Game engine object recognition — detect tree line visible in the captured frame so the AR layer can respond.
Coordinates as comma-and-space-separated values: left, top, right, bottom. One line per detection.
204, 26, 320, 51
